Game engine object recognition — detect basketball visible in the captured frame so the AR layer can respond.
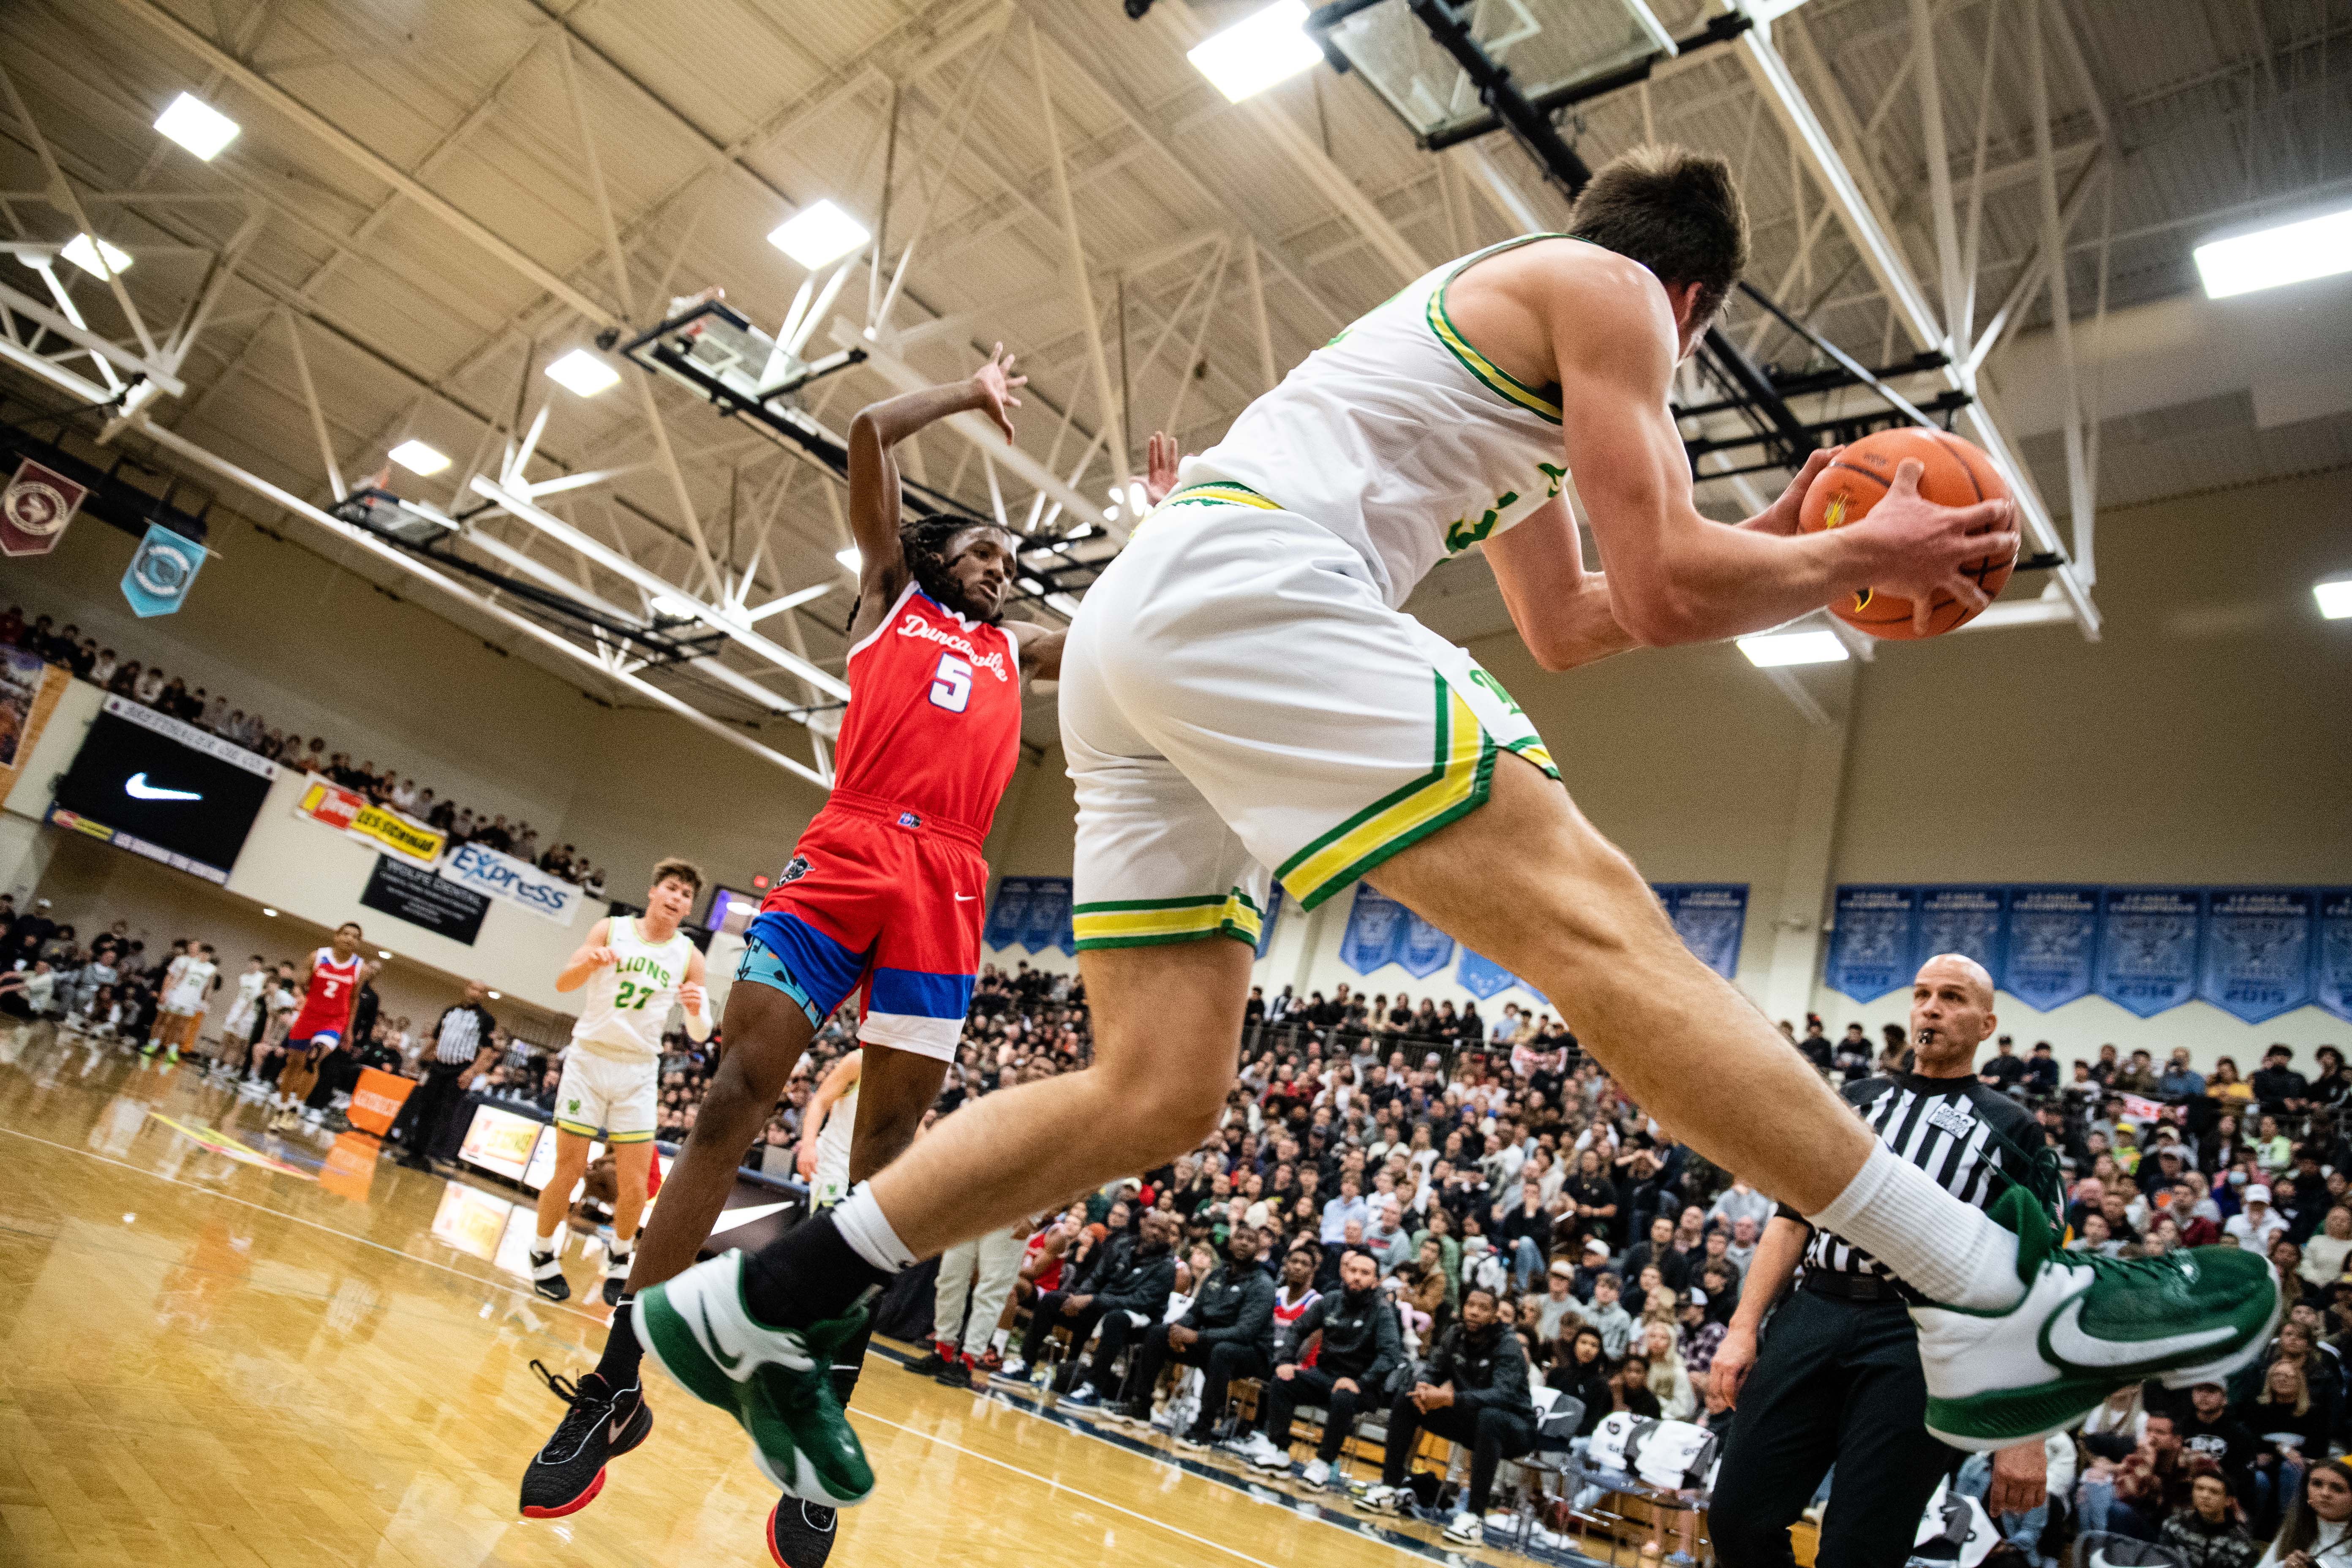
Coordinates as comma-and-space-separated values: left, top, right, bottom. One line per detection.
1797, 427, 2016, 638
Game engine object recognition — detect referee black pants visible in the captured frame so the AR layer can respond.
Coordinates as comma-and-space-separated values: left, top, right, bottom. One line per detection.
1710, 1290, 1957, 1568
401, 1061, 470, 1162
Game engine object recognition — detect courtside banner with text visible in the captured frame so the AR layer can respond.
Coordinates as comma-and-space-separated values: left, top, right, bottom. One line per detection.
346, 1067, 417, 1137
436, 841, 584, 927
0, 648, 67, 801
1827, 883, 2352, 1023
292, 779, 445, 866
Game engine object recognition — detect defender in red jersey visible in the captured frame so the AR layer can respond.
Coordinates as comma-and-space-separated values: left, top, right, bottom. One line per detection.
269, 920, 372, 1134
518, 348, 1148, 1557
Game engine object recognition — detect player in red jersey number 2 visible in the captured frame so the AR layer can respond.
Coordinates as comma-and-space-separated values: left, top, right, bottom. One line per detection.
517, 346, 1076, 1564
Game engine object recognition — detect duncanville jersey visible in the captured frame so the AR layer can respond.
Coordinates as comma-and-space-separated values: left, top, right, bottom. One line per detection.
1181, 233, 1572, 609
832, 580, 1021, 838
570, 915, 696, 1062
1790, 1072, 2060, 1296
289, 948, 364, 1042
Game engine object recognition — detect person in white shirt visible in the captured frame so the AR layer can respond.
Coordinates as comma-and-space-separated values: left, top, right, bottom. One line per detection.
2227, 1187, 2288, 1255
215, 955, 270, 1078
1708, 1177, 1777, 1236
2303, 1207, 2352, 1287
2257, 1456, 2352, 1567
144, 942, 218, 1063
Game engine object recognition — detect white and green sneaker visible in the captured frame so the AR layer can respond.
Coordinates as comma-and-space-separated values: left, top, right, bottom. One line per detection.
634, 1251, 877, 1506
1914, 1184, 2280, 1451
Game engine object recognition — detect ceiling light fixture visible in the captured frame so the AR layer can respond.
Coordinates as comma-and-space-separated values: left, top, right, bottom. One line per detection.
1189, 0, 1324, 102
544, 347, 621, 397
2194, 206, 2352, 298
60, 234, 133, 279
836, 546, 862, 574
153, 92, 241, 160
2317, 578, 2352, 620
768, 200, 869, 270
1737, 629, 1850, 668
388, 439, 450, 476
261, 907, 278, 917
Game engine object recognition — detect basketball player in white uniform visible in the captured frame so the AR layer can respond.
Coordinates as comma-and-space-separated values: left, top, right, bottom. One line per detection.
798, 1050, 862, 1211
534, 858, 710, 1305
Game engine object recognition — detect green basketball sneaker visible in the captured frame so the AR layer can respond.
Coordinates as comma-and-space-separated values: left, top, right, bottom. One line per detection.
1914, 1184, 2280, 1451
635, 1251, 876, 1506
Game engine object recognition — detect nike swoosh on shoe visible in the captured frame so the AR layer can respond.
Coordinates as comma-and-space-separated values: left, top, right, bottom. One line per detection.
2043, 1295, 2235, 1370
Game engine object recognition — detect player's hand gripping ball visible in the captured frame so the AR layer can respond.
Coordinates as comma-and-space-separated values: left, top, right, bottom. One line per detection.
1799, 427, 2016, 638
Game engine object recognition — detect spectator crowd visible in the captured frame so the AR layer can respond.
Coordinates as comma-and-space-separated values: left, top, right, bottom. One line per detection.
2, 604, 607, 894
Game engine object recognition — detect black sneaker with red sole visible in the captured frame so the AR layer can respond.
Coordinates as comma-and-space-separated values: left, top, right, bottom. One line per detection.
906, 1342, 956, 1377
768, 1496, 839, 1568
518, 1361, 653, 1519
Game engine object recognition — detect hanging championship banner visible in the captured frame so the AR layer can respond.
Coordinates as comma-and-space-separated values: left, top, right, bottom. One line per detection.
983, 876, 1038, 950
1019, 877, 1075, 956
1254, 887, 1283, 960
1340, 885, 1410, 974
1457, 947, 1543, 1002
2002, 886, 2100, 1010
1916, 886, 2007, 977
2095, 888, 2204, 1018
1825, 886, 1919, 1001
1396, 905, 1456, 979
120, 522, 207, 617
2319, 892, 2352, 1025
293, 778, 445, 866
0, 646, 67, 802
1659, 884, 1748, 980
0, 457, 87, 556
2200, 888, 2316, 1024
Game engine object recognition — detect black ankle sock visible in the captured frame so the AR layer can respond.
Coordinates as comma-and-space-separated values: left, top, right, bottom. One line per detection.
595, 1298, 645, 1388
828, 1314, 878, 1406
741, 1212, 890, 1330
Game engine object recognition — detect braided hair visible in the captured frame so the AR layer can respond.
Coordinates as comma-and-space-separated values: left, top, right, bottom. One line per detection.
847, 512, 1013, 629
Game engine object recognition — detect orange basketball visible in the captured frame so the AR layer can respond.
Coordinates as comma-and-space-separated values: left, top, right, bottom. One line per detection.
1797, 427, 2015, 638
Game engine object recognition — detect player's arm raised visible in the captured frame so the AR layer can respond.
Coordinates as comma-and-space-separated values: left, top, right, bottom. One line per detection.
554, 917, 616, 993
1548, 257, 2015, 645
1007, 619, 1065, 683
845, 344, 1026, 632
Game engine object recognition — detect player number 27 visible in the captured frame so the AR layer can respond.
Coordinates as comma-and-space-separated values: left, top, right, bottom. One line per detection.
928, 652, 972, 713
612, 979, 656, 1010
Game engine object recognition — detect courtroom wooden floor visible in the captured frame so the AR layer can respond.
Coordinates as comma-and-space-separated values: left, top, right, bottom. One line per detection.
0, 1023, 1546, 1568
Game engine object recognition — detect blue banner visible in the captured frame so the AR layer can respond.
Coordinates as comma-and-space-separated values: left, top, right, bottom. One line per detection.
2002, 886, 2101, 1010
1455, 948, 1525, 1000
983, 877, 1036, 950
2096, 889, 2203, 1018
1826, 887, 1919, 1001
2321, 893, 2352, 1025
1021, 878, 1075, 956
1396, 909, 1456, 979
2200, 888, 2315, 1024
121, 523, 206, 617
1339, 885, 1411, 974
1253, 887, 1282, 959
1916, 886, 2007, 977
1660, 884, 1748, 980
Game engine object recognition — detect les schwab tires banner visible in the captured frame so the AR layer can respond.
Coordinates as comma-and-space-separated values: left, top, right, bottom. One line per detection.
293, 779, 445, 866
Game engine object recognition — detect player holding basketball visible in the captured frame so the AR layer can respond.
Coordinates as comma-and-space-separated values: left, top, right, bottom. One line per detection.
635, 146, 2278, 1514
527, 858, 710, 1306
519, 346, 1109, 1565
269, 923, 372, 1134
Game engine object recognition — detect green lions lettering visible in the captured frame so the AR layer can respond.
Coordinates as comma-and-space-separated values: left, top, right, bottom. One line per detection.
610, 954, 674, 1012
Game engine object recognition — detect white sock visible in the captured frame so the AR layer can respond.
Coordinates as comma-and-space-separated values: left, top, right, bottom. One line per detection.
833, 1182, 918, 1274
534, 1228, 558, 1253
1809, 1142, 2023, 1310
991, 1328, 1009, 1353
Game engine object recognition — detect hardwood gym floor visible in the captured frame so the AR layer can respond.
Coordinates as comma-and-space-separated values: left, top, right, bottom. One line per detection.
0, 1022, 1556, 1567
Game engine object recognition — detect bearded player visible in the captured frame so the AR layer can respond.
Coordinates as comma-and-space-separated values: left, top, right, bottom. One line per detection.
633, 145, 2278, 1519
519, 346, 1089, 1564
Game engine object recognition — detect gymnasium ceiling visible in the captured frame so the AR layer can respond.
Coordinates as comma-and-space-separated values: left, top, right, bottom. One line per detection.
2, 0, 2348, 767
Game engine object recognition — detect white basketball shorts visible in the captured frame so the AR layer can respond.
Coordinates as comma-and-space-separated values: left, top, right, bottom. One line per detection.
1061, 485, 1556, 953
552, 1049, 659, 1144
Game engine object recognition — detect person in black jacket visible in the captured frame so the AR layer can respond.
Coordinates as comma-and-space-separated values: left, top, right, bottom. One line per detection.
1545, 1323, 1614, 1438
1238, 1251, 1404, 1488
1107, 1223, 1277, 1440
1056, 1211, 1180, 1403
1364, 1285, 1539, 1546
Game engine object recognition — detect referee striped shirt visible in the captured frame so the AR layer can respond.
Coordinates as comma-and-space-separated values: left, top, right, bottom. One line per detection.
430, 1002, 495, 1067
1786, 1072, 2057, 1292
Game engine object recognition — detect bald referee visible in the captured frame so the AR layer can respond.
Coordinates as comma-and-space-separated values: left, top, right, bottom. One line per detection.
1708, 955, 2062, 1567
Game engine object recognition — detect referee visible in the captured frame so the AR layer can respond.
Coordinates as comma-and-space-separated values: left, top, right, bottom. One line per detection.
397, 980, 500, 1170
1709, 954, 2061, 1567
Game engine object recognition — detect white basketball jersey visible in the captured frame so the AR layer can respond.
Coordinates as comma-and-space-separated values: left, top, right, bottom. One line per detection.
569, 915, 694, 1062
1182, 234, 1573, 608
812, 1051, 860, 1205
